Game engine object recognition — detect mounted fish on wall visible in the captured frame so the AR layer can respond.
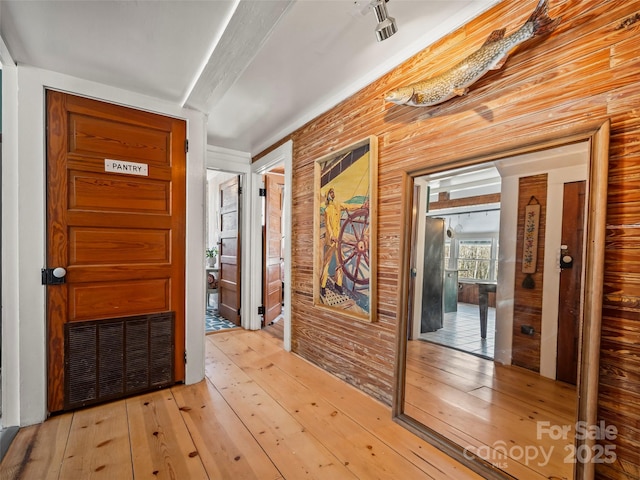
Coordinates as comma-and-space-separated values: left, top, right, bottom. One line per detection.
385, 0, 560, 108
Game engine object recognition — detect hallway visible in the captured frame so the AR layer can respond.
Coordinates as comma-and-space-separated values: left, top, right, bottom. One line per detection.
0, 328, 480, 480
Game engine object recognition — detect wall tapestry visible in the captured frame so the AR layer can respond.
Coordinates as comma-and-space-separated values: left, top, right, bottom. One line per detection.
522, 196, 541, 289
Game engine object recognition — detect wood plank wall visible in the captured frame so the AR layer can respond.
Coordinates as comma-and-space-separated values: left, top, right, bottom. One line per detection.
512, 174, 548, 373
255, 1, 640, 478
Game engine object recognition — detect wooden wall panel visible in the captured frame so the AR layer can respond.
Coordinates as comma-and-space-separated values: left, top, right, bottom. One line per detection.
256, 1, 640, 477
512, 174, 547, 373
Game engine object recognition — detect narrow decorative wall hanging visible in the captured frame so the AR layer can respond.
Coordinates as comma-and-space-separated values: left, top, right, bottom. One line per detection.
384, 0, 560, 108
522, 196, 540, 289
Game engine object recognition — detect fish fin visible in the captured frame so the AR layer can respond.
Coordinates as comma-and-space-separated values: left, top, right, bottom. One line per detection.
528, 0, 561, 37
453, 87, 469, 97
491, 54, 509, 70
482, 28, 506, 47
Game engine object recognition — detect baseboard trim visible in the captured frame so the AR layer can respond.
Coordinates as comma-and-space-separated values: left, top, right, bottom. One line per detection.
0, 426, 19, 462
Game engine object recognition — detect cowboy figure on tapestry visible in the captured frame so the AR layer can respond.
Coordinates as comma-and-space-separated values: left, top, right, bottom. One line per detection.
318, 144, 372, 315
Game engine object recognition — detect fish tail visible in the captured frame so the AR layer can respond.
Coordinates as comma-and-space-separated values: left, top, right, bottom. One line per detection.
527, 0, 561, 37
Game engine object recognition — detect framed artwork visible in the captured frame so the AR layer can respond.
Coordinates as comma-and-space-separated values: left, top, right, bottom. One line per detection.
313, 135, 378, 323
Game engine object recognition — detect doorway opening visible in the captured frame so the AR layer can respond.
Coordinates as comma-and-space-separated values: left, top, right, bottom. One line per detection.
414, 166, 500, 360
410, 142, 588, 382
248, 140, 292, 351
205, 169, 242, 334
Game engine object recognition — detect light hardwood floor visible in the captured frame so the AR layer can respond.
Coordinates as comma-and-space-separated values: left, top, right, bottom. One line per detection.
405, 339, 577, 479
1, 329, 481, 480
263, 316, 285, 341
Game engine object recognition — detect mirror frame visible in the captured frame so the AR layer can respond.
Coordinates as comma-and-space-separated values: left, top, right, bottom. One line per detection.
393, 119, 610, 480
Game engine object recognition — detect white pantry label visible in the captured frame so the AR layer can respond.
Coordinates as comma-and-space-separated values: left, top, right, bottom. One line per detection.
104, 159, 149, 176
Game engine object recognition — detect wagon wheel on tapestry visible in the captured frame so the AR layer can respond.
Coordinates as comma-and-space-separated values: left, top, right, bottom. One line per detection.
337, 206, 370, 287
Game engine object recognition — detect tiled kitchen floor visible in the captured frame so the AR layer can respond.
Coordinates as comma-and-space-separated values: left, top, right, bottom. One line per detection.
419, 302, 495, 359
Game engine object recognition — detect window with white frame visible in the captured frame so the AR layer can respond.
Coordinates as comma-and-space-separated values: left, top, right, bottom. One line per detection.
453, 237, 499, 281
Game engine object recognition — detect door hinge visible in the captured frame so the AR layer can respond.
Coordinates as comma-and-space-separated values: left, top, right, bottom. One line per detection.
184, 350, 187, 364
237, 308, 241, 316
259, 188, 267, 197
238, 186, 243, 195
258, 305, 265, 315
184, 139, 189, 153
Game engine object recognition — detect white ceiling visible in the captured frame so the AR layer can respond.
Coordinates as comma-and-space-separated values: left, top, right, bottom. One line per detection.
0, 0, 499, 156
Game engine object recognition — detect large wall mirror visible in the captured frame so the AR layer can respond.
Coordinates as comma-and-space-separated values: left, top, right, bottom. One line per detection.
395, 121, 609, 480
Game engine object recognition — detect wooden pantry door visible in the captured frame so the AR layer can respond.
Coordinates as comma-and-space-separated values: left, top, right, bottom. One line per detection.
46, 91, 186, 412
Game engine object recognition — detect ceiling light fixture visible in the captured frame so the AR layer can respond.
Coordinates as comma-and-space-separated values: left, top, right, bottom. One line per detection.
371, 0, 397, 41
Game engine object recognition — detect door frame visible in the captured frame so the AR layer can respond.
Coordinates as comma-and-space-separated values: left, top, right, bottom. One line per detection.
250, 141, 292, 351
5, 66, 206, 425
206, 148, 252, 331
1, 35, 19, 429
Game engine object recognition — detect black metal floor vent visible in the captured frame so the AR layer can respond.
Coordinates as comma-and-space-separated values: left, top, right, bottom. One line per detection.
64, 312, 174, 410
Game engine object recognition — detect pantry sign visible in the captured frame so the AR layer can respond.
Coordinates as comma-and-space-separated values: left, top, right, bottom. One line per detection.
104, 159, 149, 176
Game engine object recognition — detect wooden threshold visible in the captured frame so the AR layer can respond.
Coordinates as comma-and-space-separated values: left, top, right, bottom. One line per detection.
1, 328, 481, 480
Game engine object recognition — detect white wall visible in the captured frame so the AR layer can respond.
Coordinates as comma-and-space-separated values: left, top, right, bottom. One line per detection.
3, 65, 206, 426
494, 176, 518, 365
1, 35, 20, 429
